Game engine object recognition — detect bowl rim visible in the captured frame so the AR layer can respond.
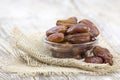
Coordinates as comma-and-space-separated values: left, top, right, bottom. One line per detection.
43, 36, 98, 45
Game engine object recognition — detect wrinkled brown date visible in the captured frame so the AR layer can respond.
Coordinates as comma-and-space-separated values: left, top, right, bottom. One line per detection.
79, 19, 99, 37
85, 56, 103, 63
93, 46, 113, 65
52, 50, 81, 59
51, 50, 72, 58
104, 58, 113, 66
72, 46, 89, 58
46, 26, 67, 36
56, 17, 77, 28
53, 42, 72, 53
47, 33, 64, 43
67, 23, 89, 34
93, 46, 113, 59
65, 33, 90, 44
72, 47, 81, 55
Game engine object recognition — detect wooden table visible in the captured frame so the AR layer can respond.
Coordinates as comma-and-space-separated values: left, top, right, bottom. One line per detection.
0, 0, 120, 80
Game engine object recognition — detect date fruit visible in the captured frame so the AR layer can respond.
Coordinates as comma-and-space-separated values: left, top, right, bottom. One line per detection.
72, 46, 88, 57
67, 23, 89, 34
65, 33, 90, 43
46, 26, 67, 36
47, 33, 64, 43
54, 43, 72, 53
56, 17, 77, 28
52, 50, 81, 59
93, 46, 113, 65
72, 47, 82, 55
85, 56, 103, 63
79, 19, 99, 37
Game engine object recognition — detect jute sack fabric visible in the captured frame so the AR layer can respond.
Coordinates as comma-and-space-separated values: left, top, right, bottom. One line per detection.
1, 27, 120, 76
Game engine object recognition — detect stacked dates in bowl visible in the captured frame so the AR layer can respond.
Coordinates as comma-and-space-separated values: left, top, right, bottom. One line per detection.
44, 17, 113, 65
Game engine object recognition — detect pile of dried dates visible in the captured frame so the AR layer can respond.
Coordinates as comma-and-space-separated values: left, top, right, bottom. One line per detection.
45, 17, 113, 65
46, 17, 99, 43
85, 46, 113, 65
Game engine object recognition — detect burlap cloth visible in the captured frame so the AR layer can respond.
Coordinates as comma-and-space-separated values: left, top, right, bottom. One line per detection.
0, 27, 120, 77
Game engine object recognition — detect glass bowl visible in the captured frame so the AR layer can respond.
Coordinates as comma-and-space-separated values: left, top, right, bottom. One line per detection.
43, 36, 98, 59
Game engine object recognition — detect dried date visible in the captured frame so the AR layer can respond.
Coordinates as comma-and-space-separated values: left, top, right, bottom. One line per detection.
46, 26, 67, 36
93, 46, 113, 65
79, 19, 99, 37
52, 50, 81, 59
85, 56, 103, 63
47, 33, 64, 43
56, 17, 77, 28
67, 23, 89, 34
65, 33, 90, 43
